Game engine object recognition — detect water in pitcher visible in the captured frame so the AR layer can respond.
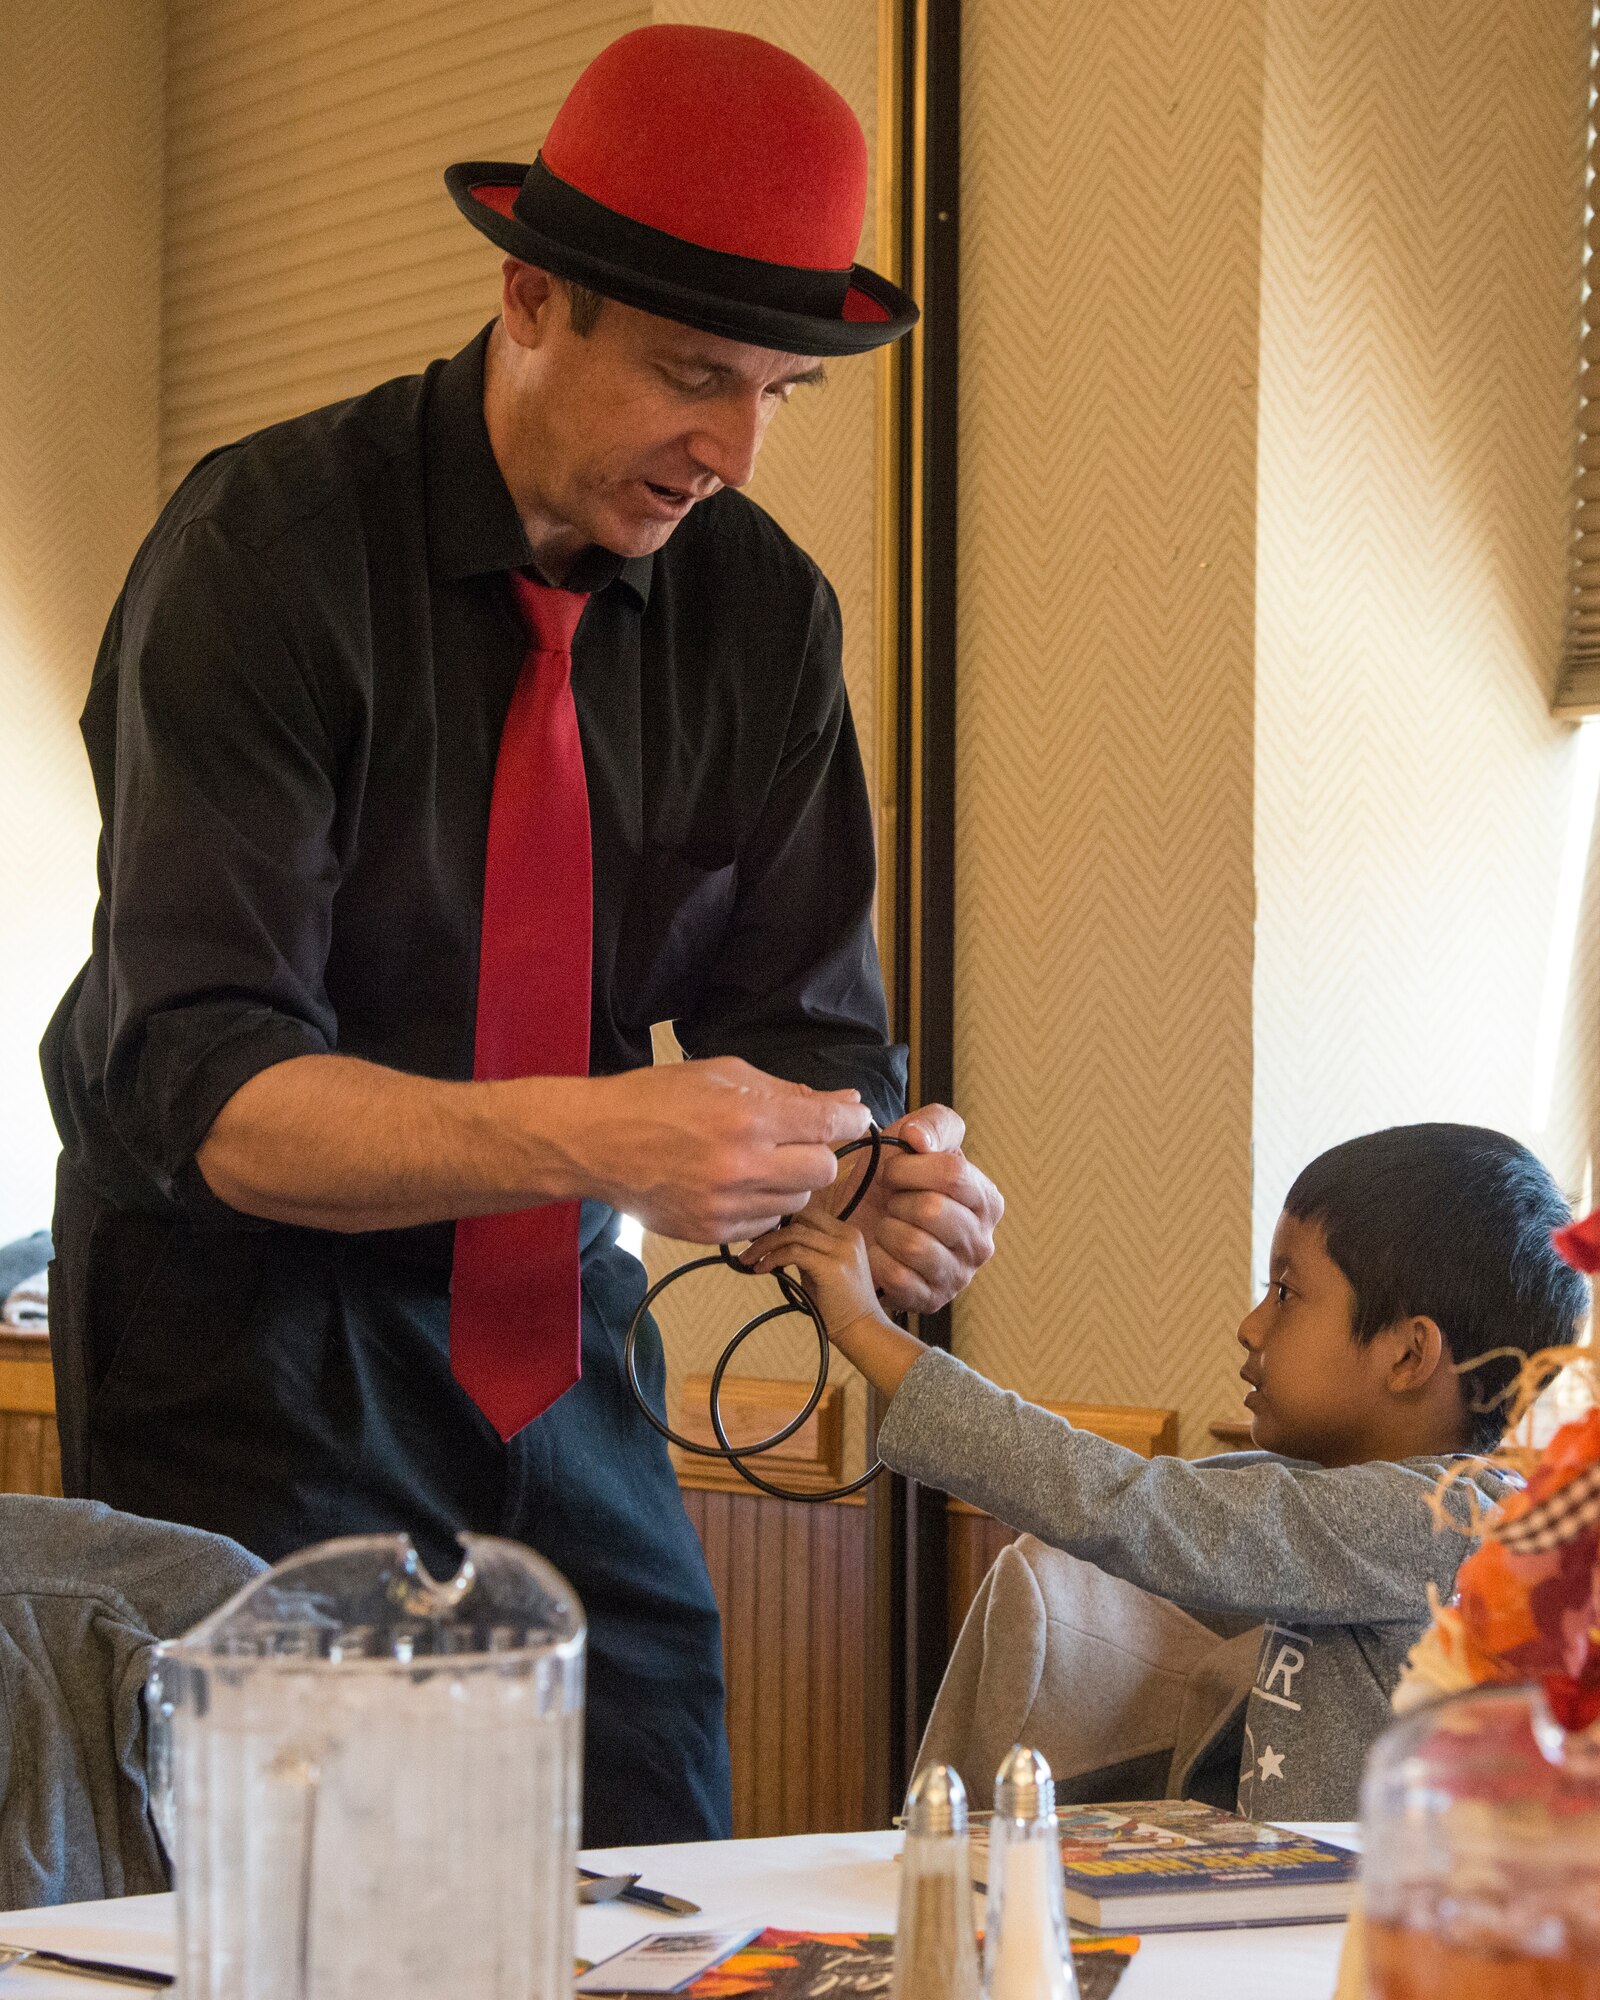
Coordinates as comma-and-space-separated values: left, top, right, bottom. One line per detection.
149, 1533, 584, 2000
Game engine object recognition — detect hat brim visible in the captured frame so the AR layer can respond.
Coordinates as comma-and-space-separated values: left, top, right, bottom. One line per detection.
446, 162, 917, 358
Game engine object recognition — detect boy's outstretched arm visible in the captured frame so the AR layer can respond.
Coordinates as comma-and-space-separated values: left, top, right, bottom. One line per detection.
872, 1345, 1500, 1627
748, 1213, 1498, 1628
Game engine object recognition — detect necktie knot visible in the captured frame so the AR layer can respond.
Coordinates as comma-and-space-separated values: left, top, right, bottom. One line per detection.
511, 571, 589, 655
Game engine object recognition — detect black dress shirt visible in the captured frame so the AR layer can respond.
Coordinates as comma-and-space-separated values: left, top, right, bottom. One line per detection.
38, 328, 902, 1845
43, 323, 906, 1258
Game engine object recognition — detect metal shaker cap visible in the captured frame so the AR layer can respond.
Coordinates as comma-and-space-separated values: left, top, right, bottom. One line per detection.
994, 1744, 1056, 1820
903, 1761, 968, 1837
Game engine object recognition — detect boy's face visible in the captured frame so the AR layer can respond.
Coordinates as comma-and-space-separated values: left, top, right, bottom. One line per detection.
1236, 1212, 1397, 1465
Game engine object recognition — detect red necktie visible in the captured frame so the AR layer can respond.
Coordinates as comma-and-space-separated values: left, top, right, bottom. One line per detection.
450, 572, 592, 1438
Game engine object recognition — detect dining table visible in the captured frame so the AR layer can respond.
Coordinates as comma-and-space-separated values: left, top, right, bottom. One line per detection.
0, 1822, 1356, 1996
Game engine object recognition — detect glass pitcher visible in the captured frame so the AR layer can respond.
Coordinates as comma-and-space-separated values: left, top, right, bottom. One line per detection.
148, 1532, 584, 2000
1359, 1683, 1600, 1998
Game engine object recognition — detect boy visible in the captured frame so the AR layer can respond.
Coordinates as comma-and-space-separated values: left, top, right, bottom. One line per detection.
750, 1124, 1587, 1818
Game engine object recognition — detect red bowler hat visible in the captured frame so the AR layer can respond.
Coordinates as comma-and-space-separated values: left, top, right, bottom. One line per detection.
445, 24, 918, 357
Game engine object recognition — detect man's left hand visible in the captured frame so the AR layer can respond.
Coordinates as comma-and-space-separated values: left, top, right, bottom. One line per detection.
826, 1104, 1003, 1316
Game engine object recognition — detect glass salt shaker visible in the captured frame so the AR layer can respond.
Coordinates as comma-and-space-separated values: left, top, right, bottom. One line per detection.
982, 1746, 1079, 2000
892, 1763, 981, 2000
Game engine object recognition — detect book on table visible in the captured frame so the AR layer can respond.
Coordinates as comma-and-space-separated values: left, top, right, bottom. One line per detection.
969, 1799, 1356, 1933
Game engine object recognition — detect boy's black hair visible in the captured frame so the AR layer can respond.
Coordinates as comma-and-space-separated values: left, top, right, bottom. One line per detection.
1283, 1123, 1588, 1453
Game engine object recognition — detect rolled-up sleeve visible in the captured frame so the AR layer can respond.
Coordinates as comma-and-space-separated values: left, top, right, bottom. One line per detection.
676, 574, 907, 1128
95, 520, 343, 1203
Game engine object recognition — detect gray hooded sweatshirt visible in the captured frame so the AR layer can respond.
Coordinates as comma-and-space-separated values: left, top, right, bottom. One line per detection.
0, 1495, 264, 1908
877, 1347, 1514, 1820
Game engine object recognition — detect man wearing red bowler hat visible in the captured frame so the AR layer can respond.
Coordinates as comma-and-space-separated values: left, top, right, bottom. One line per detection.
42, 25, 1001, 1842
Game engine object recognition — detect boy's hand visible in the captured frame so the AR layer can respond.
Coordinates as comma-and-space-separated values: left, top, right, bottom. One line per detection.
747, 1210, 930, 1402
746, 1211, 888, 1339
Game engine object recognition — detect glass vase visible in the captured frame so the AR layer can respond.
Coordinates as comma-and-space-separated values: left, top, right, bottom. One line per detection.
1360, 1683, 1600, 1999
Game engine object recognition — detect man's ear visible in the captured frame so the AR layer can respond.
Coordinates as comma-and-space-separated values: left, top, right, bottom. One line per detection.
1384, 1314, 1448, 1394
500, 260, 561, 348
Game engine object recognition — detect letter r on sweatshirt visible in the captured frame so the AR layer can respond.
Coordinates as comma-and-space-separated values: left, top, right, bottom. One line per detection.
1263, 1642, 1307, 1705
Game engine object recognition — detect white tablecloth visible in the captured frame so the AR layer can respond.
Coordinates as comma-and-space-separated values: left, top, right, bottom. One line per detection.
0, 1824, 1356, 1997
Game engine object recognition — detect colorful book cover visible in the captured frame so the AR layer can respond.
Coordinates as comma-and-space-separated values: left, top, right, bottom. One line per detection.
594, 1928, 1135, 1999
1047, 1800, 1355, 1894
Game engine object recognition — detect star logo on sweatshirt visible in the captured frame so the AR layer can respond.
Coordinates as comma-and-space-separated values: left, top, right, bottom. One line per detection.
1256, 1745, 1286, 1782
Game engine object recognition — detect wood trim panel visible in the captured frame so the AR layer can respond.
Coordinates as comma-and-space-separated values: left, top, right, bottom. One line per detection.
0, 1347, 1183, 1834
671, 1374, 846, 1496
0, 1347, 1181, 1834
676, 1377, 1178, 1831
0, 1356, 56, 1417
1040, 1400, 1179, 1458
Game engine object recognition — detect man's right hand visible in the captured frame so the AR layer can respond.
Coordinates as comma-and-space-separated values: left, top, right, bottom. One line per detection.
558, 1056, 871, 1244
198, 1050, 869, 1238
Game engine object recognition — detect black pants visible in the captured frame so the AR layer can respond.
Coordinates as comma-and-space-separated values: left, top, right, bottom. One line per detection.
51, 1167, 732, 1847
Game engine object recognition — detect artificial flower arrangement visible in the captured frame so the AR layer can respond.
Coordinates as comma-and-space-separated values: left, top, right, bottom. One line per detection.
1335, 1208, 1600, 1996
1397, 1376, 1600, 1728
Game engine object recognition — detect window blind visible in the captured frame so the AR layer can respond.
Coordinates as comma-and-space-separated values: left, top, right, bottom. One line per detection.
1556, 10, 1600, 714
161, 0, 647, 498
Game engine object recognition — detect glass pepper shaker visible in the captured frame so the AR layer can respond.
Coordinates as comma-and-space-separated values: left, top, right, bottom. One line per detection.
983, 1746, 1079, 2000
892, 1768, 980, 2000
892, 1763, 981, 2000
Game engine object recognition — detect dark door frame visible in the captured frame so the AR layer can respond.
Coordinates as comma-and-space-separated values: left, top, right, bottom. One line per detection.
865, 0, 962, 1823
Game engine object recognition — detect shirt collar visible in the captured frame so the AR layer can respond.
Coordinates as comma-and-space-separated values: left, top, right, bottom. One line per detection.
424, 323, 653, 609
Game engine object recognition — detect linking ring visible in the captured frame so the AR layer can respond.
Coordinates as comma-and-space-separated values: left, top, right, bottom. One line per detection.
623, 1129, 913, 1504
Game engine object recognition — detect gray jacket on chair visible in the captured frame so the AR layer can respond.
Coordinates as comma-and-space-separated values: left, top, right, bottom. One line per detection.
0, 1496, 264, 1908
878, 1348, 1515, 1820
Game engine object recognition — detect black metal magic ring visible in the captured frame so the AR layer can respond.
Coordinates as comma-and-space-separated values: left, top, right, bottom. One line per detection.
623, 1128, 914, 1504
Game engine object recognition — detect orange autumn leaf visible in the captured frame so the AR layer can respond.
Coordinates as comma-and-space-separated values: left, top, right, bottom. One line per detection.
1529, 1408, 1600, 1492
1455, 1539, 1544, 1656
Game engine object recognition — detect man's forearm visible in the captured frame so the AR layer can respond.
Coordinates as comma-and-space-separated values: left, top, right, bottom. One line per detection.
196, 1055, 590, 1231
194, 1049, 873, 1241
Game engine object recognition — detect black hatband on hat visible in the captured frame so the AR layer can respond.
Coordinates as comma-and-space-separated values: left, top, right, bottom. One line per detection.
445, 159, 917, 358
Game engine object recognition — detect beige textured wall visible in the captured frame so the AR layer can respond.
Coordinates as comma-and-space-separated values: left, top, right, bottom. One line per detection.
648, 1, 884, 824
953, 0, 1264, 1451
1252, 1, 1596, 1282
0, 2, 163, 1240
162, 0, 649, 494
641, 2, 889, 1455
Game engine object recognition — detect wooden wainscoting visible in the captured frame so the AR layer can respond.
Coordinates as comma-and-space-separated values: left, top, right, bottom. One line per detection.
678, 1482, 869, 1837
0, 1342, 1182, 1838
673, 1375, 1179, 1836
670, 1372, 847, 1498
674, 1373, 869, 1835
0, 1331, 61, 1496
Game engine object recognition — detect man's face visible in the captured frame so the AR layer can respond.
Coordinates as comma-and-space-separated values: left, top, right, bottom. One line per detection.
500, 269, 825, 558
1235, 1211, 1394, 1465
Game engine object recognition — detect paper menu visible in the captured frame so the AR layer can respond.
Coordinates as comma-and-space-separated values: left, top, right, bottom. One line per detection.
576, 1928, 763, 1993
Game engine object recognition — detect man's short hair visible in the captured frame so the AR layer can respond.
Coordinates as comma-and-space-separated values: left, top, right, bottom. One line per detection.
564, 279, 607, 335
1283, 1124, 1588, 1452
